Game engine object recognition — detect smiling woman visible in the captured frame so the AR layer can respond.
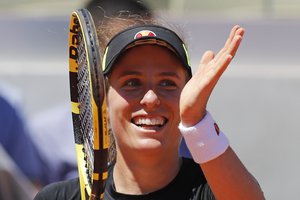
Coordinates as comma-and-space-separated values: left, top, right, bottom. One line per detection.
34, 8, 265, 200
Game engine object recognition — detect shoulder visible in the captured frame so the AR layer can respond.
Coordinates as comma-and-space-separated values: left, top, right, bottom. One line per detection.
34, 178, 81, 200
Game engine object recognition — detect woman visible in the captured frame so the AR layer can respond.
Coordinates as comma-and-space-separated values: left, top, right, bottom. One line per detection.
34, 17, 265, 200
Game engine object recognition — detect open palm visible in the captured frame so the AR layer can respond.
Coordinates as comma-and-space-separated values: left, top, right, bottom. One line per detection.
180, 25, 245, 126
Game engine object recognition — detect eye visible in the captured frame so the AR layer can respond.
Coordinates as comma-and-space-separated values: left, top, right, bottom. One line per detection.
122, 78, 141, 89
159, 80, 177, 89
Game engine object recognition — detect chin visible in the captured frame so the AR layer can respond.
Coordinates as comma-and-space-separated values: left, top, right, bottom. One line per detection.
134, 138, 166, 153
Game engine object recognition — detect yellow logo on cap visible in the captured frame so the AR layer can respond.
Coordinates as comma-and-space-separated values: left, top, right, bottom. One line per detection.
134, 30, 156, 39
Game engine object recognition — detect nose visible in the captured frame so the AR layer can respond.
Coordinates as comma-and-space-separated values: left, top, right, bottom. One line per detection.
140, 90, 160, 109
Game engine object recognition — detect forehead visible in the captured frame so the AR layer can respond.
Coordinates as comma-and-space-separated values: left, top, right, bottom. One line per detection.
111, 44, 184, 71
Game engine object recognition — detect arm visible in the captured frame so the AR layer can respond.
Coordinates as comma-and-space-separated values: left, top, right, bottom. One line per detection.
179, 25, 265, 200
201, 147, 264, 200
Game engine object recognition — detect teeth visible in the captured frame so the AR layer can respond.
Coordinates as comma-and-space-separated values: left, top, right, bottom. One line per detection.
133, 117, 165, 126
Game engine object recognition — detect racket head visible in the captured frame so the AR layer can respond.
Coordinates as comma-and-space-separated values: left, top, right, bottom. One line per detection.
69, 8, 109, 200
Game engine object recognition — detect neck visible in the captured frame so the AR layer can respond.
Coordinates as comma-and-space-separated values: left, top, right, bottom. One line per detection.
113, 148, 182, 195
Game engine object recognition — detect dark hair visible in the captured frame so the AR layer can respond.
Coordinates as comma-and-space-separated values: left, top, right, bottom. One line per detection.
86, 0, 153, 27
97, 15, 156, 57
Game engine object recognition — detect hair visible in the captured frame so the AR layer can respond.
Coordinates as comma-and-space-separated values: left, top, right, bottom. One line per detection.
97, 15, 157, 58
86, 0, 153, 23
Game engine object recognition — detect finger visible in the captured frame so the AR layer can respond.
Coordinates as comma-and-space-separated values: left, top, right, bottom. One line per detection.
194, 50, 215, 77
200, 50, 215, 65
214, 35, 242, 77
228, 27, 245, 56
227, 33, 243, 58
214, 27, 244, 62
212, 31, 244, 81
223, 25, 241, 49
236, 26, 245, 38
214, 54, 233, 77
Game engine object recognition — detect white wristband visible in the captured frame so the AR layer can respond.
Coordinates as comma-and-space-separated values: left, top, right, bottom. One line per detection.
178, 112, 229, 164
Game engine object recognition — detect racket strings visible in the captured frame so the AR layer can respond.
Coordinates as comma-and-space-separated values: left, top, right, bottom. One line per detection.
77, 31, 94, 187
108, 129, 116, 166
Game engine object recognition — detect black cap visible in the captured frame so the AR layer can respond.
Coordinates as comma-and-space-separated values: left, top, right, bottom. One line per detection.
102, 25, 192, 77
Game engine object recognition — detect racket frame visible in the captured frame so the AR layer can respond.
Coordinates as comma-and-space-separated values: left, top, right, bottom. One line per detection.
69, 8, 109, 200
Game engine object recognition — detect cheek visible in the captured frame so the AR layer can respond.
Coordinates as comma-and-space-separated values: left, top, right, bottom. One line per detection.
170, 99, 181, 123
107, 89, 131, 128
168, 89, 184, 122
162, 91, 181, 109
108, 89, 123, 114
159, 92, 182, 126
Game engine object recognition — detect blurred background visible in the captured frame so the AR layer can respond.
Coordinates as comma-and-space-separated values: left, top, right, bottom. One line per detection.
0, 0, 299, 199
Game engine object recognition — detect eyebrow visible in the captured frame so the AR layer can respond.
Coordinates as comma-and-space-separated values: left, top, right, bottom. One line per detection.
117, 70, 141, 78
159, 71, 180, 79
115, 69, 181, 79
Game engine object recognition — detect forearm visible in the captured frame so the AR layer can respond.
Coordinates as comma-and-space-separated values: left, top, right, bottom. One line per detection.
179, 112, 265, 199
200, 147, 265, 200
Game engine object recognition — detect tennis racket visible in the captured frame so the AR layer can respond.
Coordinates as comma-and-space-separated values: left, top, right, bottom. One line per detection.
69, 8, 109, 200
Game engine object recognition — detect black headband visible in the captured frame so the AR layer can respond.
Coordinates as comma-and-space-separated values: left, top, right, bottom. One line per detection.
102, 25, 192, 77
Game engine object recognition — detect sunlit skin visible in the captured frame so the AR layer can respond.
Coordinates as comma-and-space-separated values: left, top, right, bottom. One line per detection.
107, 45, 187, 194
108, 45, 187, 158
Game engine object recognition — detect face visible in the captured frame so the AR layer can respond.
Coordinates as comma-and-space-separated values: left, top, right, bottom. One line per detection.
107, 44, 187, 157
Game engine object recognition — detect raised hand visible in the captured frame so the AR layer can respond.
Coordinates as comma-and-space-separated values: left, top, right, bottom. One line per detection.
180, 25, 245, 126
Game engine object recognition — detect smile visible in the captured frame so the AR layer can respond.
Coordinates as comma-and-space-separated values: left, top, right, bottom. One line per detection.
132, 116, 167, 128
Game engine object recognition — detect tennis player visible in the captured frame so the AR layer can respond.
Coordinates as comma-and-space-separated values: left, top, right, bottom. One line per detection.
34, 15, 265, 200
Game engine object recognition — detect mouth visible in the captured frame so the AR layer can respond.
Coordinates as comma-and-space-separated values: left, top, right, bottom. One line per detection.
132, 116, 167, 130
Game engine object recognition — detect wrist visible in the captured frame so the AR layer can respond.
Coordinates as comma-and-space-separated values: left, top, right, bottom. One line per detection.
178, 111, 229, 164
180, 110, 207, 127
